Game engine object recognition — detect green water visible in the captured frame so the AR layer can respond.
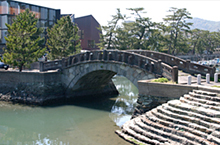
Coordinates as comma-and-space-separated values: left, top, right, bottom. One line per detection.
0, 76, 138, 145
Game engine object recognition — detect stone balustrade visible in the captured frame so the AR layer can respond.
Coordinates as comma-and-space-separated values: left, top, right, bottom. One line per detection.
129, 50, 216, 77
39, 50, 179, 82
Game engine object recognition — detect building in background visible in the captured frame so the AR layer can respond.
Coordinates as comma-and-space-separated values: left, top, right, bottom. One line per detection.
0, 0, 60, 54
61, 14, 74, 23
74, 15, 101, 50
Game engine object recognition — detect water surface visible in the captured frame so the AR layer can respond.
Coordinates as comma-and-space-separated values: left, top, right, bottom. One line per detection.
0, 76, 138, 145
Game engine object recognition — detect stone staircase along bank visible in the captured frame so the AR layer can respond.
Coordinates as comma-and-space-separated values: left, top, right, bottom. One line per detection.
115, 90, 220, 145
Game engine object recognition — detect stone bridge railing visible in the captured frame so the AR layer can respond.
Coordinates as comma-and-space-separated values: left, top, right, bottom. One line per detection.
39, 50, 178, 82
128, 50, 216, 77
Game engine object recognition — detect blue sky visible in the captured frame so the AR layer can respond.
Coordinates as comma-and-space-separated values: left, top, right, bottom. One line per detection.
17, 0, 220, 26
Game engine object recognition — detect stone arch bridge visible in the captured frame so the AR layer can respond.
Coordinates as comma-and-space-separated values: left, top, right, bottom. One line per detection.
40, 50, 179, 98
0, 50, 215, 105
39, 50, 214, 99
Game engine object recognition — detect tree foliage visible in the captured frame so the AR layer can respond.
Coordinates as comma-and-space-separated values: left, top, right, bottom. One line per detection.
46, 16, 81, 60
162, 7, 193, 54
97, 8, 125, 50
98, 7, 162, 50
99, 7, 220, 55
126, 8, 158, 50
3, 9, 46, 72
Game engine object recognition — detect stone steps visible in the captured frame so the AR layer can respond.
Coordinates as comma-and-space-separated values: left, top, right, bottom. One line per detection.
156, 105, 212, 133
193, 90, 217, 97
116, 89, 220, 144
169, 99, 220, 118
180, 96, 220, 112
164, 102, 220, 129
191, 91, 220, 102
145, 111, 209, 139
137, 117, 204, 145
121, 121, 163, 145
187, 92, 220, 106
115, 130, 150, 145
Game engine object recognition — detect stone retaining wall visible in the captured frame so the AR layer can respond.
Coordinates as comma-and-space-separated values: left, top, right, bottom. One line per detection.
133, 80, 220, 118
0, 70, 64, 105
0, 69, 120, 105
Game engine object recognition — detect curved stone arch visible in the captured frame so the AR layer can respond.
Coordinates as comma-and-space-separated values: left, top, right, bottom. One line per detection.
62, 61, 156, 98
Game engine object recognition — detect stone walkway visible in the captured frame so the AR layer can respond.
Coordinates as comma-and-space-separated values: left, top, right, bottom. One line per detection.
178, 71, 220, 87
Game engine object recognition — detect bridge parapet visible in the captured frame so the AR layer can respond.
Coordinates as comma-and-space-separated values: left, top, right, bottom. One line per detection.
40, 50, 178, 82
129, 50, 215, 77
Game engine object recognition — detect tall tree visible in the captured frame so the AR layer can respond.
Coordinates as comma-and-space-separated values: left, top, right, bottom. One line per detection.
97, 8, 125, 49
190, 29, 206, 54
3, 9, 46, 72
46, 16, 81, 60
103, 7, 161, 50
163, 7, 193, 54
126, 8, 158, 50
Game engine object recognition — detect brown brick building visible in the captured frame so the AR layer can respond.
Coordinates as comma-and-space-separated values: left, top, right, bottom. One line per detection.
74, 15, 101, 50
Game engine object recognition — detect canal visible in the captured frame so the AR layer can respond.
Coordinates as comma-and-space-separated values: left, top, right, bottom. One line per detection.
0, 76, 137, 145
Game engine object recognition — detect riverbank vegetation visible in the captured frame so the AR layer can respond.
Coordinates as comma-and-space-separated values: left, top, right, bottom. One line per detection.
151, 77, 176, 84
98, 7, 220, 55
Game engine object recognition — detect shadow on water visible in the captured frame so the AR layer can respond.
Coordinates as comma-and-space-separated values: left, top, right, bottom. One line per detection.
43, 75, 139, 115
42, 75, 139, 127
0, 75, 137, 145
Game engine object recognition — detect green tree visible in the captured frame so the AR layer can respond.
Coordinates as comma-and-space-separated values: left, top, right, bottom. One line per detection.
99, 7, 161, 50
205, 31, 220, 54
126, 8, 159, 50
46, 16, 81, 60
190, 29, 206, 54
163, 7, 193, 54
3, 9, 46, 72
190, 29, 220, 54
97, 8, 125, 49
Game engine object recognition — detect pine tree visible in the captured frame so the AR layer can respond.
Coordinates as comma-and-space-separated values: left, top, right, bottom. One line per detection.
46, 16, 81, 60
163, 7, 193, 54
3, 9, 46, 72
97, 8, 125, 49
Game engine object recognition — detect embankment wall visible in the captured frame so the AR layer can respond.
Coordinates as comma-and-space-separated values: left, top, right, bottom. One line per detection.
132, 80, 220, 118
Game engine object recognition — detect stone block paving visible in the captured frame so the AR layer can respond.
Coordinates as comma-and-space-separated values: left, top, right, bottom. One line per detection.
116, 89, 220, 145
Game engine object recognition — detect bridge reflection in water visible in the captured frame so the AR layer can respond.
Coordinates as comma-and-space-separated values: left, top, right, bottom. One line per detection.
110, 75, 138, 127
0, 76, 137, 145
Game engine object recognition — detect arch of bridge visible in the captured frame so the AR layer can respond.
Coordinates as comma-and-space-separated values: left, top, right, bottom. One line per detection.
61, 61, 156, 98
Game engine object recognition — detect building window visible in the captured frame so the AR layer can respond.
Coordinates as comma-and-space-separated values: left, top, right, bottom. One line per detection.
78, 30, 84, 39
88, 40, 95, 48
20, 3, 26, 13
25, 4, 30, 10
8, 15, 15, 25
49, 9, 55, 21
40, 20, 48, 28
9, 2, 20, 15
0, 29, 2, 43
40, 8, 48, 19
0, 15, 8, 29
48, 21, 54, 28
31, 6, 40, 18
0, 1, 9, 14
0, 30, 7, 43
